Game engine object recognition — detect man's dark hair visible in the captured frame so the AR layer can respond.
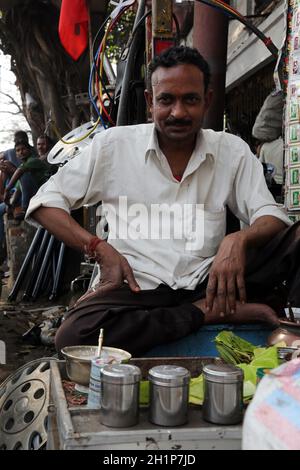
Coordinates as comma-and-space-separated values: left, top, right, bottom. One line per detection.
14, 139, 31, 150
147, 46, 211, 92
37, 134, 54, 148
14, 130, 28, 143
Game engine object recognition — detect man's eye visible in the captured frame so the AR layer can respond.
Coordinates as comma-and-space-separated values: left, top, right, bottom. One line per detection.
186, 97, 200, 104
158, 97, 171, 104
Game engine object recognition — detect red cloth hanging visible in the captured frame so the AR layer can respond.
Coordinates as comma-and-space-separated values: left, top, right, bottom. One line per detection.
58, 0, 89, 60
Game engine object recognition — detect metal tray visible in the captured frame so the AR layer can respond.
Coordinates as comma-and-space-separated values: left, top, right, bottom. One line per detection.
47, 358, 242, 450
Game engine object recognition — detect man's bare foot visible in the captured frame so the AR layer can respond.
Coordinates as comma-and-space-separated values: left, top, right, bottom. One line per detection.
193, 298, 280, 326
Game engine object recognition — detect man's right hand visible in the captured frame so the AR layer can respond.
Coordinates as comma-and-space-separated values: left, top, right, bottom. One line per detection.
95, 242, 140, 294
75, 242, 140, 305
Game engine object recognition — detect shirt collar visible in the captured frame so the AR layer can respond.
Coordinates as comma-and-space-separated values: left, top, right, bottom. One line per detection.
145, 125, 215, 178
145, 124, 160, 162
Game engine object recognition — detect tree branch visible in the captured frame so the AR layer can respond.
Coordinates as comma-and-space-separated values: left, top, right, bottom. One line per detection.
0, 90, 23, 114
0, 110, 22, 115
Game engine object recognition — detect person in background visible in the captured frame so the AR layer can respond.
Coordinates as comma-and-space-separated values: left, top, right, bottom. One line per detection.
258, 137, 284, 199
0, 130, 28, 262
36, 134, 56, 173
0, 158, 8, 267
4, 140, 50, 220
0, 130, 36, 209
252, 91, 284, 200
0, 132, 36, 268
2, 130, 32, 168
254, 140, 263, 159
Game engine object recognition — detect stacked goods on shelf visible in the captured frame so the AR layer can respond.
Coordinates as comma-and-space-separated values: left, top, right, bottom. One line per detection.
285, 0, 300, 218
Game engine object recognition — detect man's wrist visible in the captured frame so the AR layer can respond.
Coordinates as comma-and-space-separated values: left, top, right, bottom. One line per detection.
84, 236, 105, 258
226, 230, 248, 247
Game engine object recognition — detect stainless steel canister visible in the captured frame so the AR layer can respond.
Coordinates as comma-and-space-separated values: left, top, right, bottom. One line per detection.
148, 365, 190, 426
101, 364, 141, 427
202, 363, 244, 425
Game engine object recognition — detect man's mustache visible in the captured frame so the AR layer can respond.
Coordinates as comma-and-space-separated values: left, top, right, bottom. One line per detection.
165, 118, 192, 126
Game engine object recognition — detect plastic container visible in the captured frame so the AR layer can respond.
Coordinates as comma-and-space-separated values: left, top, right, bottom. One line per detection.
87, 357, 106, 409
101, 364, 141, 428
148, 365, 190, 427
202, 363, 244, 425
256, 367, 272, 384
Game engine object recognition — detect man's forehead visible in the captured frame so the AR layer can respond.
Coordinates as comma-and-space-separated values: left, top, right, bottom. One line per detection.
151, 64, 204, 88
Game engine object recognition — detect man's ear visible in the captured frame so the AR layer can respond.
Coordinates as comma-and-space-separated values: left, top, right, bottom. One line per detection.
205, 89, 213, 111
144, 89, 153, 112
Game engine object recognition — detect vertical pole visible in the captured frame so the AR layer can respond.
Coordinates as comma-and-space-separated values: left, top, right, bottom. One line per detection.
193, 1, 229, 131
7, 228, 45, 302
87, 0, 94, 121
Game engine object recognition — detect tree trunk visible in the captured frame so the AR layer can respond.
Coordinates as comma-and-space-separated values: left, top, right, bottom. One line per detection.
0, 1, 101, 142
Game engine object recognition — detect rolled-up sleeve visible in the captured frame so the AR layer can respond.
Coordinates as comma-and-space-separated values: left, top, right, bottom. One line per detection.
229, 141, 291, 227
26, 132, 108, 226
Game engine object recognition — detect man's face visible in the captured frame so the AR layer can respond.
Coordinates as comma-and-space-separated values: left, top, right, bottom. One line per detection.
37, 138, 47, 157
145, 64, 212, 144
16, 144, 31, 161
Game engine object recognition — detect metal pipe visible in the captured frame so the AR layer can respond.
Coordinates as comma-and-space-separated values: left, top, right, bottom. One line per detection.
40, 255, 53, 294
49, 242, 65, 301
8, 227, 45, 302
22, 230, 51, 300
33, 239, 59, 297
31, 235, 56, 300
51, 246, 57, 281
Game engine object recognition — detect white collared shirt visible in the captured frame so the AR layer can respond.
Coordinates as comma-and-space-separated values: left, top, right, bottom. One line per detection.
26, 123, 291, 290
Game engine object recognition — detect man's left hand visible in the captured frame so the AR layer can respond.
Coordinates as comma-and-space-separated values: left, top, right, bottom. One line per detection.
0, 161, 16, 176
206, 232, 247, 316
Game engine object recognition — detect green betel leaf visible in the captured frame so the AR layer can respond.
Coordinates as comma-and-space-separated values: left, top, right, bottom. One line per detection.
251, 346, 279, 369
215, 331, 259, 364
139, 380, 149, 405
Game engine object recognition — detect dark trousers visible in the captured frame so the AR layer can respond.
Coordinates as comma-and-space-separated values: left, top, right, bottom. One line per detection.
55, 222, 300, 356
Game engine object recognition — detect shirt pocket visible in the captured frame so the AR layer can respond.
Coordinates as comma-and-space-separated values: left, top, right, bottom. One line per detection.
185, 207, 226, 257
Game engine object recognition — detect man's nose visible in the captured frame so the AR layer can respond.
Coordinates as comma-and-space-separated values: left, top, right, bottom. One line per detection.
170, 100, 187, 118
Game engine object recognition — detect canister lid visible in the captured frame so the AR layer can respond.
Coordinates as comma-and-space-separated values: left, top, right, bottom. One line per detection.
148, 365, 190, 386
101, 364, 141, 384
203, 364, 244, 383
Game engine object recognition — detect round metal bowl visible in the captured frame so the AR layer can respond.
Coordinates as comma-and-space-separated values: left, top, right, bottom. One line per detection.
61, 345, 132, 386
268, 324, 300, 347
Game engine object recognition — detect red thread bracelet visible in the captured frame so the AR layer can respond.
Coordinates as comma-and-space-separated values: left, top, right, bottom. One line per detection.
85, 236, 104, 257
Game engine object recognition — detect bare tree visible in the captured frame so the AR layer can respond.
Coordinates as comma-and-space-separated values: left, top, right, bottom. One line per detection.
0, 1, 105, 142
0, 90, 23, 115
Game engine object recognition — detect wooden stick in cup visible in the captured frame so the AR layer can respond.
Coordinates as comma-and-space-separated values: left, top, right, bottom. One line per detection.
97, 329, 104, 357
